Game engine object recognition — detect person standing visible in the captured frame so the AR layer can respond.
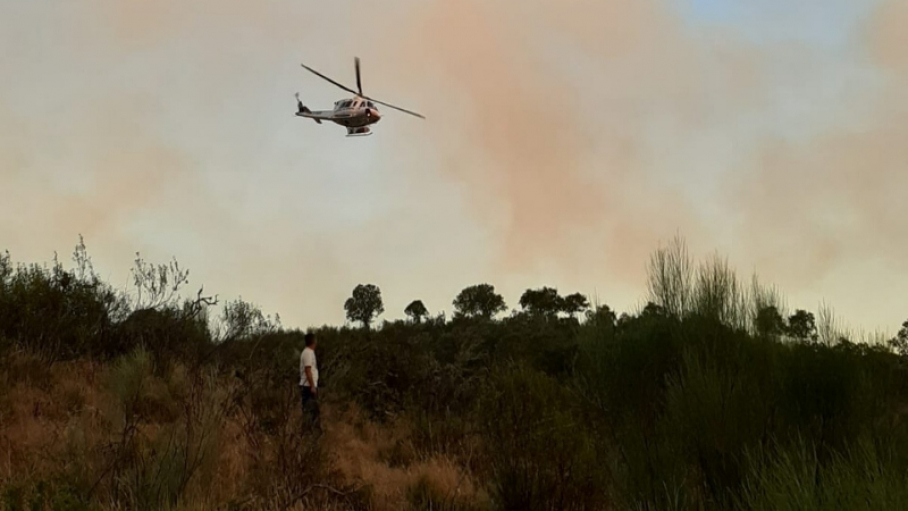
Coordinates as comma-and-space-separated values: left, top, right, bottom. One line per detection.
299, 333, 321, 431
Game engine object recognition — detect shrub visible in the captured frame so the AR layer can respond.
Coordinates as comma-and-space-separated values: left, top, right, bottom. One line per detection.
478, 365, 607, 511
739, 435, 908, 511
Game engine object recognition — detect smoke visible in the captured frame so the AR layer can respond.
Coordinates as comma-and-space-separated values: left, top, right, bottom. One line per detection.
871, 0, 908, 76
368, 0, 741, 283
727, 0, 908, 286
366, 0, 907, 296
0, 87, 193, 252
1, 0, 905, 328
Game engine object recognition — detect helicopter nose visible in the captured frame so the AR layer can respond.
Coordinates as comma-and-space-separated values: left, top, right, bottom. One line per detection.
370, 108, 381, 120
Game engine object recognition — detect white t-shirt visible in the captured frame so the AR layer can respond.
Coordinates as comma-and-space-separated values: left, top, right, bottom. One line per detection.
300, 347, 318, 388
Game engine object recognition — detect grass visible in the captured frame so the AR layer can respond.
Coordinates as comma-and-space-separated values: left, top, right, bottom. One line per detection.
2, 236, 908, 510
0, 351, 487, 511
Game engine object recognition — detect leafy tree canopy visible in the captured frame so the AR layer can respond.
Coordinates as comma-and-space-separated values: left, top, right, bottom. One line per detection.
561, 293, 590, 318
755, 305, 786, 337
453, 284, 507, 319
404, 300, 429, 324
344, 284, 384, 329
586, 304, 617, 327
888, 320, 908, 356
787, 309, 818, 342
519, 287, 562, 317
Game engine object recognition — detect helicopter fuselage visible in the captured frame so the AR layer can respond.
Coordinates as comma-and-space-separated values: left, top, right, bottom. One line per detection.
296, 96, 382, 135
330, 98, 381, 128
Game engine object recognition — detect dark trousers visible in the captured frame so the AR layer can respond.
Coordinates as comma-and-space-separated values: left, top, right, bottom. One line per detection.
299, 385, 321, 431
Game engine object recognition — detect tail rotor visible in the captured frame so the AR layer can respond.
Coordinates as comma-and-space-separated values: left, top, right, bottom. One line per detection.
295, 93, 321, 124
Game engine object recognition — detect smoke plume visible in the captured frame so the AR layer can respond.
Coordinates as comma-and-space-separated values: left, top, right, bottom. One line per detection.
1, 0, 905, 329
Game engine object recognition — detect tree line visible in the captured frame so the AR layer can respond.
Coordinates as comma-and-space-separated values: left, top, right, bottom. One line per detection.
343, 282, 848, 347
346, 283, 589, 327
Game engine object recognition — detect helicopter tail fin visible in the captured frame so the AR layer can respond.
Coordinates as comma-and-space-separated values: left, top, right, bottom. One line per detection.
295, 93, 322, 124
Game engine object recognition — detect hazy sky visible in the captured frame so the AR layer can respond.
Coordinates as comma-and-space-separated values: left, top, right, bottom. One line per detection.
1, 0, 906, 334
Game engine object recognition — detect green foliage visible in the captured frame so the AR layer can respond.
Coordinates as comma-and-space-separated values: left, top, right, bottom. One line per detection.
116, 307, 211, 374
755, 305, 786, 338
573, 240, 908, 510
0, 238, 223, 366
515, 287, 589, 320
218, 297, 279, 341
739, 436, 908, 511
107, 348, 155, 418
453, 284, 506, 319
4, 236, 908, 510
344, 284, 384, 329
405, 300, 429, 323
560, 292, 590, 318
0, 481, 90, 511
788, 309, 819, 342
479, 365, 607, 511
888, 320, 908, 356
101, 351, 226, 509
584, 303, 616, 328
662, 346, 776, 504
518, 287, 561, 318
1, 485, 24, 511
0, 239, 121, 361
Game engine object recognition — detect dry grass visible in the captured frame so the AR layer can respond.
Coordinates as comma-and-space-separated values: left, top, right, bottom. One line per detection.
0, 352, 486, 510
325, 406, 487, 510
1, 354, 108, 484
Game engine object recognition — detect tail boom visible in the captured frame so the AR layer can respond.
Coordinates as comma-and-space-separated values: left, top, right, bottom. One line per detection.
295, 93, 322, 124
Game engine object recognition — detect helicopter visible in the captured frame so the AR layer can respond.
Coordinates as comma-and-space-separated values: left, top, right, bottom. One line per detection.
295, 57, 425, 137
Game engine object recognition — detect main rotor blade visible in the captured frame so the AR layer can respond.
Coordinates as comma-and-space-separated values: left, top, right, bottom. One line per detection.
363, 95, 426, 119
355, 57, 363, 96
300, 63, 358, 96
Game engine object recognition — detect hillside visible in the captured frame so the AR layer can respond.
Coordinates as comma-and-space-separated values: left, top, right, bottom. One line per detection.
2, 239, 908, 510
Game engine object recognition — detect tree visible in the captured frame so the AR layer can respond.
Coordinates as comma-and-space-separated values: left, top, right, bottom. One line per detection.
561, 293, 590, 318
519, 287, 562, 318
404, 300, 429, 324
586, 304, 616, 327
453, 284, 507, 319
786, 309, 818, 342
219, 298, 279, 341
888, 320, 908, 357
755, 305, 785, 337
344, 284, 384, 329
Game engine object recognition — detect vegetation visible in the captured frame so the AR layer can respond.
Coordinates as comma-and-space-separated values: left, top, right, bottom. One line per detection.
452, 284, 507, 319
344, 284, 384, 329
2, 236, 908, 510
404, 300, 430, 324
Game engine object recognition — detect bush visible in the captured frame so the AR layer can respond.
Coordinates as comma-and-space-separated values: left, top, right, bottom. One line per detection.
478, 365, 607, 511
0, 481, 91, 511
4, 236, 908, 510
739, 435, 908, 511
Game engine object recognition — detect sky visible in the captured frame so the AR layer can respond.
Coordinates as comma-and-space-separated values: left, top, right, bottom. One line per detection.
1, 0, 906, 334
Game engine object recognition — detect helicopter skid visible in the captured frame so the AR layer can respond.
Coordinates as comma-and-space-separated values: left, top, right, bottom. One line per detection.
346, 126, 372, 137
